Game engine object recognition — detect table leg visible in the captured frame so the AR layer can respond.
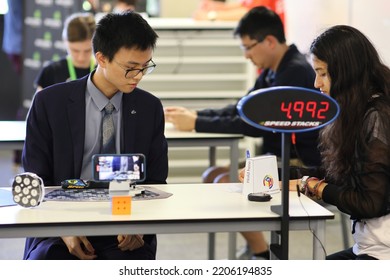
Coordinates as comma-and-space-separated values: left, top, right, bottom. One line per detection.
227, 139, 240, 259
208, 147, 217, 259
209, 146, 216, 166
208, 139, 240, 260
228, 232, 237, 259
208, 232, 215, 260
229, 139, 240, 182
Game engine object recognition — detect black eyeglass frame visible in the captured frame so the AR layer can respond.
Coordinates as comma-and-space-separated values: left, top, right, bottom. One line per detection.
239, 36, 266, 52
114, 60, 156, 79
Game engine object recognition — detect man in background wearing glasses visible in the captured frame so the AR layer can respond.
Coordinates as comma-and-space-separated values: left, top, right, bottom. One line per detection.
22, 12, 168, 260
164, 6, 320, 260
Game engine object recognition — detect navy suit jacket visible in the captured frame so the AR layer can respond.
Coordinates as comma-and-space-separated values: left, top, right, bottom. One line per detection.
22, 75, 168, 186
22, 75, 168, 259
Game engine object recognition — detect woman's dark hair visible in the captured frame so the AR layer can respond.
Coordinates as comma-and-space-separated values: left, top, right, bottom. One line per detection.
310, 25, 390, 181
233, 6, 285, 43
93, 11, 158, 61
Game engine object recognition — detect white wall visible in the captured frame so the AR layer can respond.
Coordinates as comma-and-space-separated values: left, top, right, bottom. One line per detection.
350, 0, 390, 65
284, 0, 349, 53
284, 0, 390, 64
160, 0, 199, 17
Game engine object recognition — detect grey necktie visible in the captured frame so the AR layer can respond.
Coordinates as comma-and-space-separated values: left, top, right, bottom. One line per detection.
100, 102, 116, 154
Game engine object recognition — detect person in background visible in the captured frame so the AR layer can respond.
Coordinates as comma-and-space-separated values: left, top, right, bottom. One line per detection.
302, 25, 390, 260
94, 0, 139, 24
18, 13, 96, 174
34, 12, 96, 91
193, 0, 284, 21
2, 0, 23, 75
22, 11, 168, 260
113, 0, 138, 12
2, 0, 24, 169
165, 6, 320, 260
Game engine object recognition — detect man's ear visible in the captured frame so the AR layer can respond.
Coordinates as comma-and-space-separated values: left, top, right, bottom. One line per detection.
264, 35, 277, 49
95, 52, 107, 68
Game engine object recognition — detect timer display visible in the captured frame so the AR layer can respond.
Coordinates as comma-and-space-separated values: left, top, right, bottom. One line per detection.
237, 86, 340, 133
280, 101, 329, 120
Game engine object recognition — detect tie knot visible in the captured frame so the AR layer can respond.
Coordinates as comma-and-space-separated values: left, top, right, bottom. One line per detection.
104, 102, 114, 114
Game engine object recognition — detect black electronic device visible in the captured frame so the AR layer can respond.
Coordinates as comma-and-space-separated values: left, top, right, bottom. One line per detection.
237, 86, 340, 133
92, 154, 146, 182
248, 192, 272, 202
61, 179, 110, 189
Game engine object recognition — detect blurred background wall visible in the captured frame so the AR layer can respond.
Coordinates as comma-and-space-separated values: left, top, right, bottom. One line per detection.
1, 0, 389, 120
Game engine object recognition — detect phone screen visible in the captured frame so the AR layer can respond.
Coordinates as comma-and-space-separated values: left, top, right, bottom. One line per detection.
92, 154, 146, 182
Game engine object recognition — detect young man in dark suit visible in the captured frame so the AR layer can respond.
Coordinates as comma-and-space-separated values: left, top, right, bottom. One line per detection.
22, 12, 168, 260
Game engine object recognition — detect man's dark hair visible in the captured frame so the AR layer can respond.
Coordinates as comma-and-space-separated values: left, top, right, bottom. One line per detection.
93, 11, 158, 61
234, 6, 285, 43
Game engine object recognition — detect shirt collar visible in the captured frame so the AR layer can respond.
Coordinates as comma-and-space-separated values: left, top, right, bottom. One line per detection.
87, 72, 123, 111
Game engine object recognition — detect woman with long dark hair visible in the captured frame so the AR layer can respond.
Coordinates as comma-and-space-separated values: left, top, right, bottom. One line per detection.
305, 25, 390, 259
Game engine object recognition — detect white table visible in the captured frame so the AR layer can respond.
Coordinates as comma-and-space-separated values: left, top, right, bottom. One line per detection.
0, 121, 25, 150
0, 121, 244, 259
0, 183, 334, 259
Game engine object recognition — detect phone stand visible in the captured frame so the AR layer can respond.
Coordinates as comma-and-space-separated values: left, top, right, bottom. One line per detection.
109, 180, 145, 196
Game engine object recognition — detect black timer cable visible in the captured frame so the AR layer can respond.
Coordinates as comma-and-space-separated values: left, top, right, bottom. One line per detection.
296, 177, 327, 257
292, 133, 327, 257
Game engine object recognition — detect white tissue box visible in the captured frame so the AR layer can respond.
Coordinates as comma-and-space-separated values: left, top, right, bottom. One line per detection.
242, 155, 280, 196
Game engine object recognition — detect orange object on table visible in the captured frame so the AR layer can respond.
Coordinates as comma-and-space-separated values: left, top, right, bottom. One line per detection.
111, 195, 132, 215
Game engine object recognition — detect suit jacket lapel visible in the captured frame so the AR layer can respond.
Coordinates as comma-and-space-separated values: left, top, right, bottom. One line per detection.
121, 91, 137, 152
67, 77, 87, 176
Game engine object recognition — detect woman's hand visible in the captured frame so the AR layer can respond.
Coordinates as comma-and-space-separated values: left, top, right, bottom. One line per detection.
299, 177, 327, 199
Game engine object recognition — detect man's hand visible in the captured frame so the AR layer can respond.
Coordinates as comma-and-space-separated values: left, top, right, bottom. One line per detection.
117, 234, 145, 251
61, 236, 97, 260
164, 106, 197, 131
239, 167, 245, 182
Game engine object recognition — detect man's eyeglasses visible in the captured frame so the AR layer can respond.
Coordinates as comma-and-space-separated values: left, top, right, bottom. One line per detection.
239, 41, 259, 52
114, 60, 156, 78
239, 37, 265, 52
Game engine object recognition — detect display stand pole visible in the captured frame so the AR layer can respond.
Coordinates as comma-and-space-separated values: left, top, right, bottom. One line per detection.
270, 132, 290, 260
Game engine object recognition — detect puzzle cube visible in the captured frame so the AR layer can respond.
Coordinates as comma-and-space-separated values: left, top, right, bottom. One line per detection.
111, 195, 132, 215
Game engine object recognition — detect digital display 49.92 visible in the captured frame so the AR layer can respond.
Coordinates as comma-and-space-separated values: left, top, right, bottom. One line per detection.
280, 100, 329, 120
237, 86, 340, 133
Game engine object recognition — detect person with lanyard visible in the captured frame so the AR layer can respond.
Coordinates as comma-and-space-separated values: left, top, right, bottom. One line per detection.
34, 12, 96, 92
12, 13, 96, 173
